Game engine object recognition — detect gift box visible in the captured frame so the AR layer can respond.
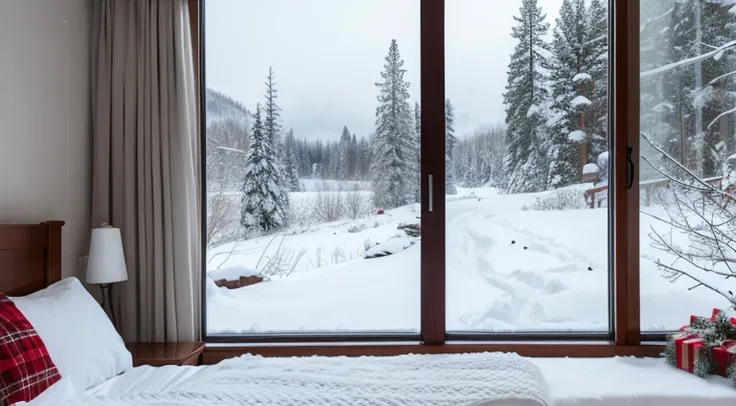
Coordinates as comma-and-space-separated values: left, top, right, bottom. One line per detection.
712, 341, 736, 377
676, 336, 705, 372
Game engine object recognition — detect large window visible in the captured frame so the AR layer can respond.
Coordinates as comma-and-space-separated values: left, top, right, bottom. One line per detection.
445, 0, 610, 334
639, 0, 736, 332
200, 0, 734, 347
204, 0, 421, 335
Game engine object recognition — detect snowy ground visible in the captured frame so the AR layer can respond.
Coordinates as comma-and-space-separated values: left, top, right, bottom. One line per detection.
206, 184, 736, 334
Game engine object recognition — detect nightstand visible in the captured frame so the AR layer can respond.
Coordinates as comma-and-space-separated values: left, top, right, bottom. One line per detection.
126, 342, 205, 367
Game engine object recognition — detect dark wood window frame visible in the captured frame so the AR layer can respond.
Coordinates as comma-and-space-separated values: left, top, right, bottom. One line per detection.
192, 0, 659, 363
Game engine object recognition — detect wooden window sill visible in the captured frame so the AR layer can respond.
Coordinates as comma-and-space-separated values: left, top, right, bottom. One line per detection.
202, 342, 664, 364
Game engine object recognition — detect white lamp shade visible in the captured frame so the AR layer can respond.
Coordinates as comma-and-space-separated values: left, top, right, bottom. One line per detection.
86, 226, 128, 284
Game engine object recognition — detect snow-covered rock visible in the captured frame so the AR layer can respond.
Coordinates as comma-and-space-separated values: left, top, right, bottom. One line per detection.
568, 130, 587, 143
572, 72, 592, 83
364, 234, 417, 259
209, 266, 260, 281
209, 266, 264, 289
570, 95, 592, 108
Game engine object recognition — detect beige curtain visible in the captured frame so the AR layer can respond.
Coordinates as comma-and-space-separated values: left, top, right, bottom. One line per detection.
91, 0, 201, 343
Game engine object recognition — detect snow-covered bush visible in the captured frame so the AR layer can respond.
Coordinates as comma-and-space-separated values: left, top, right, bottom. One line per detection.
523, 189, 587, 211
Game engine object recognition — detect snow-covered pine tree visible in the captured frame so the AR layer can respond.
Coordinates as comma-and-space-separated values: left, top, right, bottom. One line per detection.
358, 136, 371, 180
503, 0, 552, 193
263, 66, 282, 147
349, 134, 358, 180
283, 129, 301, 191
585, 0, 609, 160
445, 98, 458, 195
240, 104, 290, 232
546, 0, 589, 189
338, 126, 352, 180
371, 39, 416, 209
412, 102, 422, 202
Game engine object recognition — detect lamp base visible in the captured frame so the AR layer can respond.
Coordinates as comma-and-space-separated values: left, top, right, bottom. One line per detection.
99, 283, 118, 328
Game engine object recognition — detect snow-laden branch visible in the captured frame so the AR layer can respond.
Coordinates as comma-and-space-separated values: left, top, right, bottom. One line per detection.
641, 131, 731, 199
641, 40, 736, 78
217, 146, 247, 155
707, 105, 736, 129
640, 7, 673, 34
708, 70, 736, 85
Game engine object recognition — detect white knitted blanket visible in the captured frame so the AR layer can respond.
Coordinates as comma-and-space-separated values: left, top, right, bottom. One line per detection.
72, 352, 550, 405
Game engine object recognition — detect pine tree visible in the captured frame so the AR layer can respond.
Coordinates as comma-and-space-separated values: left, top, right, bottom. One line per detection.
371, 39, 415, 209
283, 129, 301, 191
445, 98, 458, 195
240, 105, 290, 232
349, 134, 358, 180
503, 0, 552, 193
586, 0, 609, 160
338, 126, 352, 180
546, 0, 589, 189
263, 66, 282, 147
412, 102, 422, 202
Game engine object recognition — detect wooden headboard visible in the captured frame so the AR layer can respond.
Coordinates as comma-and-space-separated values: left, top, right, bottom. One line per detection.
0, 221, 64, 295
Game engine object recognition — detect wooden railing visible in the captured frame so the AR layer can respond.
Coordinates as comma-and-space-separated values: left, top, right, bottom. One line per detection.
583, 176, 724, 208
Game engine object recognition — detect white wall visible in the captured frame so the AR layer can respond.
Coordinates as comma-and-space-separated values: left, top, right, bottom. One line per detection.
0, 0, 93, 279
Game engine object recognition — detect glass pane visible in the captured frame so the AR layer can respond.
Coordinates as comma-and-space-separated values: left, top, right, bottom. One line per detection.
445, 0, 611, 332
204, 0, 421, 334
640, 0, 736, 331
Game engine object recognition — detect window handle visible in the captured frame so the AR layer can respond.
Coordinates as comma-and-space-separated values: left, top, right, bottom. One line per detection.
626, 147, 635, 189
428, 174, 434, 212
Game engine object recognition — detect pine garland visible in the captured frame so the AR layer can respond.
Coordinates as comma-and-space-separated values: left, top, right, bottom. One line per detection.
693, 347, 714, 378
728, 358, 736, 389
662, 339, 677, 367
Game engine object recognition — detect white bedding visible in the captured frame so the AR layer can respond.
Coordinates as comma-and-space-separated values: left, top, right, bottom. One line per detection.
71, 352, 549, 405
40, 353, 736, 406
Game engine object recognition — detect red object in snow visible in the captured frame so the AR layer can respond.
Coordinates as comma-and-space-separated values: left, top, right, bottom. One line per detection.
376, 209, 385, 215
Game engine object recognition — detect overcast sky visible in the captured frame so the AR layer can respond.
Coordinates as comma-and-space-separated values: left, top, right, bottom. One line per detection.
205, 0, 567, 141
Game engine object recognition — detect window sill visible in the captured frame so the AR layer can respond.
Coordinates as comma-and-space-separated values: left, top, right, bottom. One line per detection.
202, 341, 664, 364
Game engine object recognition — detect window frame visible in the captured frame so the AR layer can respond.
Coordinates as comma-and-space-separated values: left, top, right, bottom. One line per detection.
195, 0, 657, 358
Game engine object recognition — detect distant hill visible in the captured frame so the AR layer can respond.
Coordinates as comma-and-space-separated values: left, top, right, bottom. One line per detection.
206, 88, 249, 129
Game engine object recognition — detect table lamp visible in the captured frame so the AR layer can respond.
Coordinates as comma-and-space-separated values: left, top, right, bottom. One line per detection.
86, 224, 128, 327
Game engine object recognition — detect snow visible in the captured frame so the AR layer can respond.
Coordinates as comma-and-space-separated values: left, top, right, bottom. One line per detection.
583, 163, 600, 175
731, 5, 736, 16
526, 104, 540, 117
206, 184, 736, 334
572, 72, 592, 83
567, 130, 586, 142
570, 95, 592, 108
534, 357, 736, 405
208, 266, 259, 282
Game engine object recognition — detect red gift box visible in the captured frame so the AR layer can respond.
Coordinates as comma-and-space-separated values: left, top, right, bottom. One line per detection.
708, 308, 736, 325
676, 336, 705, 372
712, 341, 736, 377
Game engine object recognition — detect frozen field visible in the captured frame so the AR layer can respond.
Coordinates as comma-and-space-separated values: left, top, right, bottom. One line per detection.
206, 185, 736, 334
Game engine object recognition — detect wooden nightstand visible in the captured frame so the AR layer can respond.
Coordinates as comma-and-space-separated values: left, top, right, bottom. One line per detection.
126, 342, 205, 367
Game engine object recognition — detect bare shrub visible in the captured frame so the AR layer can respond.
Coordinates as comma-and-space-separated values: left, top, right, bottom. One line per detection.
344, 185, 371, 219
206, 188, 241, 248
331, 245, 347, 264
311, 180, 345, 223
525, 189, 588, 211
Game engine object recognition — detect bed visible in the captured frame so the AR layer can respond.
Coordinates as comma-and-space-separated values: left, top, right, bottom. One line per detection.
2, 222, 736, 406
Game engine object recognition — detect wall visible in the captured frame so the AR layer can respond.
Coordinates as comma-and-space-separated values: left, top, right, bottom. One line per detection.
0, 0, 93, 280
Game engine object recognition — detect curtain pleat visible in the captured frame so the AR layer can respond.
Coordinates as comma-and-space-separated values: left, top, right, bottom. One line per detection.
91, 0, 201, 343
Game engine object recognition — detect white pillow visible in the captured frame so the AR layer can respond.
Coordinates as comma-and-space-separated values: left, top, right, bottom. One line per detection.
10, 277, 133, 396
13, 377, 78, 406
